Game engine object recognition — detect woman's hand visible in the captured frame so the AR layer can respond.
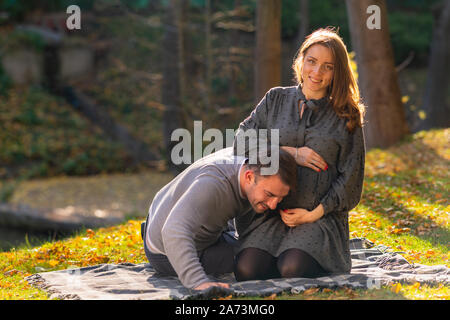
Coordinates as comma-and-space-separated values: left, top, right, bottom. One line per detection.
281, 146, 327, 172
280, 208, 310, 227
280, 205, 325, 227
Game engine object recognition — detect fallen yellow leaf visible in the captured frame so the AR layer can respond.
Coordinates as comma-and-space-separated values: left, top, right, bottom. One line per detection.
303, 287, 320, 295
48, 260, 59, 267
392, 283, 402, 294
86, 229, 95, 238
412, 282, 420, 290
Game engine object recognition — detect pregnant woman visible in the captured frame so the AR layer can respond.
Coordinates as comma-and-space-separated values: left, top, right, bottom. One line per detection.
233, 28, 366, 280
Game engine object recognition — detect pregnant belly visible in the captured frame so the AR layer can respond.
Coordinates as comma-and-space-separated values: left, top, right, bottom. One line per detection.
279, 166, 332, 210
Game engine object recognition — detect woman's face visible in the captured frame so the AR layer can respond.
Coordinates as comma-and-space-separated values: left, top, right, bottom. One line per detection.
301, 44, 335, 99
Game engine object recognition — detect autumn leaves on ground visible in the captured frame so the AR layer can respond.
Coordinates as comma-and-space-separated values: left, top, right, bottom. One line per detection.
0, 129, 449, 300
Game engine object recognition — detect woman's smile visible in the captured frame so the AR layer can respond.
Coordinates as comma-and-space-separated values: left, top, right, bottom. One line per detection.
309, 76, 322, 84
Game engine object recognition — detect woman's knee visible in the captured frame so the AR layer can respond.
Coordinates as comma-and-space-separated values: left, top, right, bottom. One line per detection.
234, 261, 256, 282
234, 250, 259, 281
234, 248, 277, 281
277, 248, 324, 278
277, 260, 303, 278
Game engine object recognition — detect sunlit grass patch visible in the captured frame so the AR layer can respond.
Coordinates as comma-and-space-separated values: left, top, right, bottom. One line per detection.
0, 220, 146, 300
234, 283, 449, 300
352, 128, 449, 267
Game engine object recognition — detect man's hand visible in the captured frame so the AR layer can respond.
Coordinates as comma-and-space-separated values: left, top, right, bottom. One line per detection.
194, 281, 230, 291
280, 204, 325, 227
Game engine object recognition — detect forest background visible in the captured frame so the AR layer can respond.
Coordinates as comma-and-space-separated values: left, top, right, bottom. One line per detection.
0, 0, 448, 300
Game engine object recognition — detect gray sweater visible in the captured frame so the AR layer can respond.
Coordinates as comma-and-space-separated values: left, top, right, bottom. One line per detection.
145, 147, 251, 288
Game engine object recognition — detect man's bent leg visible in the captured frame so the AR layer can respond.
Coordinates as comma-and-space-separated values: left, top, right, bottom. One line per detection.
143, 222, 235, 278
142, 220, 177, 277
145, 251, 178, 277
199, 233, 236, 276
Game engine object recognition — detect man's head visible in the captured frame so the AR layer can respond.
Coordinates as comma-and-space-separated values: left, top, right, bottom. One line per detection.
241, 148, 297, 213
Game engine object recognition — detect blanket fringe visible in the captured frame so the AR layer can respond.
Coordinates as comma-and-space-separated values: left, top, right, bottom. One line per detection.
26, 274, 82, 300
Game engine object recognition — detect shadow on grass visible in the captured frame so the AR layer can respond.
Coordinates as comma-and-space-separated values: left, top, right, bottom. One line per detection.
0, 226, 83, 253
361, 176, 449, 249
361, 135, 449, 251
389, 136, 449, 173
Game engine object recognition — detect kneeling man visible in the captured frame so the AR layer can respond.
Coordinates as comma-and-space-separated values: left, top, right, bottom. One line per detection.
142, 147, 297, 290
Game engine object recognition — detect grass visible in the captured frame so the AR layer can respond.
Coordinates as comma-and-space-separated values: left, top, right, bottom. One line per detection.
0, 221, 144, 300
0, 128, 449, 300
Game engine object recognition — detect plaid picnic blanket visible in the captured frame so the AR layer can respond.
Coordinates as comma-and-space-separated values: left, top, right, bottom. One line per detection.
26, 238, 449, 300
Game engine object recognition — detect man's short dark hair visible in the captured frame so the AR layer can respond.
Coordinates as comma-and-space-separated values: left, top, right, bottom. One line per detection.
244, 148, 297, 193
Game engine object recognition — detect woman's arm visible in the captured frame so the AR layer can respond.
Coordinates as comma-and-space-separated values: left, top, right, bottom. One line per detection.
280, 204, 325, 227
319, 126, 365, 215
281, 146, 328, 172
280, 127, 365, 227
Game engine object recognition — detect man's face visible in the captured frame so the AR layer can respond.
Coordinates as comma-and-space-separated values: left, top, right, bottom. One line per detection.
245, 173, 290, 213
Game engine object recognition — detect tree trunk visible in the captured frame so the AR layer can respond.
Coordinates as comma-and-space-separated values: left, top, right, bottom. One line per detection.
228, 0, 242, 104
296, 0, 309, 46
286, 0, 309, 86
420, 0, 450, 130
204, 0, 212, 114
346, 0, 409, 149
162, 0, 188, 172
254, 0, 281, 103
178, 0, 189, 102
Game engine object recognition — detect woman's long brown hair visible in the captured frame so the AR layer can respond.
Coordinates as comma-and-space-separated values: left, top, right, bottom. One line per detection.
293, 28, 365, 132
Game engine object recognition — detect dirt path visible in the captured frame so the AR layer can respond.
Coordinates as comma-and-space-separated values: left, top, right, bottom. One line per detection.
8, 170, 174, 224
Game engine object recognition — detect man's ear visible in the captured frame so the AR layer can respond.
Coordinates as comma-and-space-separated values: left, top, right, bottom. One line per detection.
244, 169, 255, 184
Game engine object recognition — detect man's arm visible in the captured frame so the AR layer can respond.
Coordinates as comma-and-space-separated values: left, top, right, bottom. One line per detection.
161, 177, 230, 289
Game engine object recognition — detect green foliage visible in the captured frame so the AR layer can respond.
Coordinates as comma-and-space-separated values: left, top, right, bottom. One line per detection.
281, 0, 301, 38
309, 0, 351, 47
0, 87, 133, 180
0, 181, 16, 202
388, 11, 434, 65
212, 76, 230, 95
0, 30, 45, 53
0, 65, 12, 96
0, 0, 94, 20
294, 0, 435, 66
189, 0, 206, 8
0, 1, 438, 186
121, 0, 150, 10
0, 0, 436, 67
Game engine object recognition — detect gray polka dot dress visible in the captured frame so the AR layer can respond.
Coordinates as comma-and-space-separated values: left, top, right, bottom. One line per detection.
233, 85, 365, 274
